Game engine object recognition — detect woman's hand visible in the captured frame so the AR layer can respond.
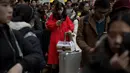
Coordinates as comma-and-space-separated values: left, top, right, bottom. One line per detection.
8, 63, 23, 73
66, 30, 72, 35
110, 51, 129, 70
56, 20, 62, 27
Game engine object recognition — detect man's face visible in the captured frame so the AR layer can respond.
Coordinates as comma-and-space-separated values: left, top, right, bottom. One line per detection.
94, 8, 109, 20
108, 21, 130, 53
0, 2, 13, 24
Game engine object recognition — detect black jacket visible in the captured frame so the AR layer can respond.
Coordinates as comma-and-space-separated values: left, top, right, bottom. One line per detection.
8, 22, 45, 70
0, 24, 43, 73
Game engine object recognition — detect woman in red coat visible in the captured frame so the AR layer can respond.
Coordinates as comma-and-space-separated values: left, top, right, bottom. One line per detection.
46, 2, 74, 65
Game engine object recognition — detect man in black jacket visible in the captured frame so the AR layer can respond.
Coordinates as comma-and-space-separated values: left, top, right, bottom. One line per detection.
0, 0, 44, 73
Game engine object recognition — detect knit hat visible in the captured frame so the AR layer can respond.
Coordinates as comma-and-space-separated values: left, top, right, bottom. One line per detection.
12, 4, 34, 23
113, 0, 130, 10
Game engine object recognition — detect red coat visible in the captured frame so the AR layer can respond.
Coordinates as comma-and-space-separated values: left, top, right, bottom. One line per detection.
46, 15, 74, 64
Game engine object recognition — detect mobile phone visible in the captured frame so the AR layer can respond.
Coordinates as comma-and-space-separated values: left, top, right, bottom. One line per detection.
121, 32, 130, 56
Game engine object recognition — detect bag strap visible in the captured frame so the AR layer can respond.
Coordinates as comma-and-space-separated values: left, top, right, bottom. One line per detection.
2, 29, 17, 63
10, 29, 23, 58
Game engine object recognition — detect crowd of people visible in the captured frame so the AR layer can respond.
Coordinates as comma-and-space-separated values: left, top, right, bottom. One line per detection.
1, 0, 130, 73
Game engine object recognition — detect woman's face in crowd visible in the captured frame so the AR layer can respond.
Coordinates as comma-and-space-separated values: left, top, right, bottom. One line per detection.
51, 5, 55, 11
43, 6, 48, 12
108, 21, 130, 53
32, 1, 36, 7
84, 3, 90, 11
67, 1, 72, 7
0, 2, 13, 24
57, 7, 64, 15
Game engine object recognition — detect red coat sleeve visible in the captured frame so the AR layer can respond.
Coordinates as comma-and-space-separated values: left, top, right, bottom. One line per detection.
66, 16, 74, 32
46, 15, 58, 31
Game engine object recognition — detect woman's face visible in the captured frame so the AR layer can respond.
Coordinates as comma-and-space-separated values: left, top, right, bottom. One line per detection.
84, 3, 90, 11
67, 1, 72, 7
108, 21, 130, 53
57, 7, 64, 15
32, 1, 37, 7
0, 2, 13, 24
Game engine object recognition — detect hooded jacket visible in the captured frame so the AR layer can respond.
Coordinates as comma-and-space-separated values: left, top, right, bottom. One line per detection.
8, 22, 45, 70
8, 22, 40, 49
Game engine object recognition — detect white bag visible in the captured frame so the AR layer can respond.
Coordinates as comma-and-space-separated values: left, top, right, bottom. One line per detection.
57, 32, 75, 52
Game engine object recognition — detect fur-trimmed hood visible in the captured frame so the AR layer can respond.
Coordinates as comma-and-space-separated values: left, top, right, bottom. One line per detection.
8, 21, 32, 30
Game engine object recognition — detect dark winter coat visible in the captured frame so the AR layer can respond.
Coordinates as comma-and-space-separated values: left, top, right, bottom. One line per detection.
8, 22, 45, 69
8, 22, 40, 50
0, 24, 43, 73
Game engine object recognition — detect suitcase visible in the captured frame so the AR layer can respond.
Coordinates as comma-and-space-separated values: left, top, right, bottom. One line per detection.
59, 51, 81, 73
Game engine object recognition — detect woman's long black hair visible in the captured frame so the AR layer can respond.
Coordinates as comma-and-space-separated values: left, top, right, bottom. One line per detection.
53, 2, 67, 20
108, 12, 130, 31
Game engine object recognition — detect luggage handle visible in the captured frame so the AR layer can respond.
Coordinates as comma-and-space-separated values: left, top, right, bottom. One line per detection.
64, 32, 81, 52
64, 32, 73, 41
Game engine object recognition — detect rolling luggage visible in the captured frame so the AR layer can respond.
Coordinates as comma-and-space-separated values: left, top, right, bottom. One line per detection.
59, 51, 81, 73
57, 32, 81, 73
